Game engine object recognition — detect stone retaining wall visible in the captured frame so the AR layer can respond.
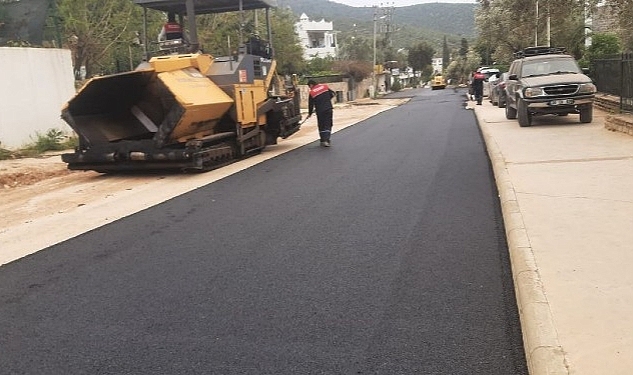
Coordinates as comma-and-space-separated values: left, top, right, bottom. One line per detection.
605, 114, 633, 135
594, 93, 621, 113
594, 93, 633, 136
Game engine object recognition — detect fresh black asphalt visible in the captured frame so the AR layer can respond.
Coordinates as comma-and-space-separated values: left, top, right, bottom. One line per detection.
0, 88, 528, 374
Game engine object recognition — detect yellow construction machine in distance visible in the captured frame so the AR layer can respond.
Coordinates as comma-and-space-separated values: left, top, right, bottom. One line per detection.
431, 74, 446, 90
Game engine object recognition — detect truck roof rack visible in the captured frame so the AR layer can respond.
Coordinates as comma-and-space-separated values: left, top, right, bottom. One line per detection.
514, 46, 567, 59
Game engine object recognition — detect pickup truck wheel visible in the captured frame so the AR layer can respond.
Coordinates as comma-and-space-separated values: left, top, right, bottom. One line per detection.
517, 99, 532, 127
580, 105, 593, 123
505, 101, 517, 119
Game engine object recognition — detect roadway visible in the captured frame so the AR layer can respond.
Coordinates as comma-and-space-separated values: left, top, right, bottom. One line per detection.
0, 87, 528, 374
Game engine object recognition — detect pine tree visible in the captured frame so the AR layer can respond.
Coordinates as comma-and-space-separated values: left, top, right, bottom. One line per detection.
442, 35, 450, 71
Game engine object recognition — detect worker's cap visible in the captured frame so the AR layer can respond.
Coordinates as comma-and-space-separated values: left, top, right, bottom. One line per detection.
307, 79, 317, 86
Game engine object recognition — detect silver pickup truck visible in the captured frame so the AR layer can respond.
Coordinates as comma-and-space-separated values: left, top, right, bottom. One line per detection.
504, 47, 596, 127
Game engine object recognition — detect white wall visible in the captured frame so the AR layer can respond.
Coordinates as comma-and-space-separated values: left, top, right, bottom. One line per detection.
0, 47, 75, 150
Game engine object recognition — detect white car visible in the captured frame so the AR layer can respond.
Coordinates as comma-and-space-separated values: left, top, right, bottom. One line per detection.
480, 67, 500, 97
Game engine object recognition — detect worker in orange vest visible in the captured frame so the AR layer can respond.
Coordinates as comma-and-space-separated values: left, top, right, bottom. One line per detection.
307, 80, 336, 147
158, 12, 183, 42
471, 69, 486, 105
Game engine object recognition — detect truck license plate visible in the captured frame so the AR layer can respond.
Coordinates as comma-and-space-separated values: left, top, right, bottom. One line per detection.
549, 99, 574, 105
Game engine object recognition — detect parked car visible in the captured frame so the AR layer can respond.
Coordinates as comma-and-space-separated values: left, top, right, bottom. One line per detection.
504, 46, 596, 127
489, 72, 509, 107
480, 67, 500, 97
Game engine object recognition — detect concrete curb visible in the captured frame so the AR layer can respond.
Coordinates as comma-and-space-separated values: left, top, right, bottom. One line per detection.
472, 103, 570, 375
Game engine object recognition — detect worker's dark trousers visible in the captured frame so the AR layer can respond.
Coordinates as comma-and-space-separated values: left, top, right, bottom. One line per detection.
474, 86, 483, 104
317, 109, 333, 142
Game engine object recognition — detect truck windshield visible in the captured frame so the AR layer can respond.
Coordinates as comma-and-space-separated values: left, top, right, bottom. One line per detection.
522, 58, 581, 77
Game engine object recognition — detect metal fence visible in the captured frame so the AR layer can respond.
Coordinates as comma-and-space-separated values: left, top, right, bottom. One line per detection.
592, 53, 633, 113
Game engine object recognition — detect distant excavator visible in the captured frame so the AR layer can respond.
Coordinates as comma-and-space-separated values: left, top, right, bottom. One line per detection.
61, 0, 302, 173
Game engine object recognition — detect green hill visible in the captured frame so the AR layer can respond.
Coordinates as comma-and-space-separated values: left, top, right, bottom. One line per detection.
278, 0, 477, 51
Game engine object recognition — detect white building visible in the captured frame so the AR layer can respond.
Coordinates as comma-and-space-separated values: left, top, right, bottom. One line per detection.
432, 57, 443, 74
295, 13, 338, 60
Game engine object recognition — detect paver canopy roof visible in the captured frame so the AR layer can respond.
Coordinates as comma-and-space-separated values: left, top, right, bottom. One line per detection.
133, 0, 277, 14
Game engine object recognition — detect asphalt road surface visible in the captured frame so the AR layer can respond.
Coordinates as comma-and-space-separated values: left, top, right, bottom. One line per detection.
0, 88, 528, 374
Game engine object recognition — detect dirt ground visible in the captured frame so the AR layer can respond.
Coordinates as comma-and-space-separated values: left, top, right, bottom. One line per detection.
0, 156, 73, 189
0, 98, 408, 265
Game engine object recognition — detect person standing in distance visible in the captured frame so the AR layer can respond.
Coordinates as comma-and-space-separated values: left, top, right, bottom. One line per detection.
307, 79, 336, 147
158, 12, 183, 42
471, 69, 485, 105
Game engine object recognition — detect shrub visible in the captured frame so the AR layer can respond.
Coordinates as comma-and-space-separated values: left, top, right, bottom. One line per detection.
391, 79, 402, 92
0, 147, 12, 160
35, 129, 66, 152
0, 129, 78, 160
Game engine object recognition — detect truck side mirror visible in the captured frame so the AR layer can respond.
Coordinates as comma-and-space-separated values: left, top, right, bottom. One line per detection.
508, 74, 518, 80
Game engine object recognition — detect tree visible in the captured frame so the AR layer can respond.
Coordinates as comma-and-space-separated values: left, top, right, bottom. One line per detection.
58, 0, 154, 77
270, 8, 305, 74
408, 41, 434, 73
587, 33, 622, 58
195, 7, 304, 74
331, 60, 372, 82
446, 49, 481, 84
196, 12, 242, 56
0, 0, 50, 45
600, 0, 633, 50
339, 34, 372, 62
475, 0, 590, 64
384, 47, 408, 70
459, 37, 469, 57
305, 56, 334, 75
579, 32, 622, 68
442, 35, 450, 70
0, 3, 9, 39
543, 0, 590, 60
54, 1, 305, 78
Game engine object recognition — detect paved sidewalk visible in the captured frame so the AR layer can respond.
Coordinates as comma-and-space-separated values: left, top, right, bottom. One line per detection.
471, 99, 633, 375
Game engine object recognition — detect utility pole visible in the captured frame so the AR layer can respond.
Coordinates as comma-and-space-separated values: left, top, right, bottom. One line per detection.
546, 0, 551, 46
534, 0, 550, 47
372, 6, 387, 98
372, 5, 378, 99
382, 3, 395, 48
584, 0, 592, 48
535, 0, 539, 46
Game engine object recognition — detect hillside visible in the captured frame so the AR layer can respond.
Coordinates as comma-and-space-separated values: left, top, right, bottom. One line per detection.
278, 0, 477, 50
0, 0, 51, 45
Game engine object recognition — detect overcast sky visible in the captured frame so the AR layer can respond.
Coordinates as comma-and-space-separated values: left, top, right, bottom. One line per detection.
329, 0, 476, 7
